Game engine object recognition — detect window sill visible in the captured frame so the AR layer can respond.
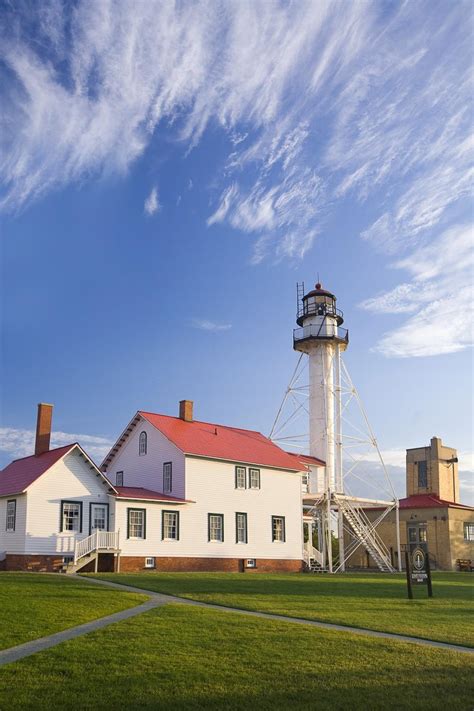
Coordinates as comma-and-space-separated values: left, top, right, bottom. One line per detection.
162, 538, 179, 542
209, 540, 224, 544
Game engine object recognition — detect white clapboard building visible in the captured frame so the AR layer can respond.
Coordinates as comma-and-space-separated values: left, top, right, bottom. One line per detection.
0, 402, 316, 573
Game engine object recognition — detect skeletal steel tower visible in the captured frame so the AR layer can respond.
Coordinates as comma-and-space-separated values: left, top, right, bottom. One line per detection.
271, 282, 400, 573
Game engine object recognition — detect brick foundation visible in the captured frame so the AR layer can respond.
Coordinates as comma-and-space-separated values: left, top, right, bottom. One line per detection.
4, 553, 117, 573
4, 554, 302, 574
119, 556, 303, 573
5, 554, 66, 572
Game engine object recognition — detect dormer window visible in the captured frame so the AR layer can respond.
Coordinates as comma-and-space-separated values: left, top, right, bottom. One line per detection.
139, 431, 147, 456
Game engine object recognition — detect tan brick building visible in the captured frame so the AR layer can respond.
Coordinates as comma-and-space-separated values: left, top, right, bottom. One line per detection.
347, 437, 474, 571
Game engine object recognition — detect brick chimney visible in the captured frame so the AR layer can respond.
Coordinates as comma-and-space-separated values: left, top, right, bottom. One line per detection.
35, 403, 53, 456
179, 400, 193, 422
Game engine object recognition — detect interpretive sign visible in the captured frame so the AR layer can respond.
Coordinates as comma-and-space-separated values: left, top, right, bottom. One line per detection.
405, 543, 433, 599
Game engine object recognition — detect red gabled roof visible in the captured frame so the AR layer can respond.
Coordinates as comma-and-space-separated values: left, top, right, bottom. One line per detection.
399, 494, 473, 510
285, 452, 325, 469
0, 444, 76, 497
114, 486, 192, 503
137, 412, 304, 471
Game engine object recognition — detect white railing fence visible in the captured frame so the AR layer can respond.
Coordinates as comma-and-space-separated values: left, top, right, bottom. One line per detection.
303, 543, 324, 569
74, 530, 120, 564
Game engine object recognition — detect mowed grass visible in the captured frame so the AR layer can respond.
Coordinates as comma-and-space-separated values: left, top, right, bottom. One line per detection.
0, 573, 146, 649
91, 571, 474, 647
1, 604, 472, 711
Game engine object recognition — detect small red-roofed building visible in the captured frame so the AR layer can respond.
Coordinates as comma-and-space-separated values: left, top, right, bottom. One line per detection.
345, 437, 474, 571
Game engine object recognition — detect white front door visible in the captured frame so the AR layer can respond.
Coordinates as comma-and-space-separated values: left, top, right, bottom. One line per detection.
91, 504, 108, 533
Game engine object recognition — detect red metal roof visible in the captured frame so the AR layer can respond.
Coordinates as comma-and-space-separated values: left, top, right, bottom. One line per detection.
285, 452, 325, 468
0, 444, 75, 497
114, 486, 191, 503
138, 412, 304, 471
399, 494, 473, 510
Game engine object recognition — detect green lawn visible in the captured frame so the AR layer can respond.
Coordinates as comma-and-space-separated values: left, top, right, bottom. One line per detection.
0, 573, 146, 650
1, 604, 472, 710
91, 571, 474, 647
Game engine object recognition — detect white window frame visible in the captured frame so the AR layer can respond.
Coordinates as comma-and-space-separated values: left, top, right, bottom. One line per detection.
61, 501, 82, 533
464, 522, 474, 542
246, 558, 256, 568
163, 462, 172, 493
145, 557, 155, 569
249, 468, 260, 490
139, 431, 147, 456
272, 515, 286, 543
128, 508, 145, 539
6, 500, 16, 532
235, 466, 246, 490
209, 513, 224, 542
236, 512, 248, 544
162, 511, 179, 540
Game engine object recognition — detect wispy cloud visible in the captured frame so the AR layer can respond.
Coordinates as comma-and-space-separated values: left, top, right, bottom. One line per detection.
360, 224, 474, 357
192, 319, 232, 332
0, 428, 113, 463
1, 1, 472, 357
144, 186, 160, 216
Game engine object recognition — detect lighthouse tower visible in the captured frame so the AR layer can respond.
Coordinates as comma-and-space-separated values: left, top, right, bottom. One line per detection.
271, 281, 399, 573
293, 283, 348, 497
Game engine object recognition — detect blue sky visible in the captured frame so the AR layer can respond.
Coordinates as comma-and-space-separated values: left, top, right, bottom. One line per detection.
0, 0, 473, 500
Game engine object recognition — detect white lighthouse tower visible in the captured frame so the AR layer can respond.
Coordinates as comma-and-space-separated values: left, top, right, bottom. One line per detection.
270, 281, 400, 573
293, 283, 348, 571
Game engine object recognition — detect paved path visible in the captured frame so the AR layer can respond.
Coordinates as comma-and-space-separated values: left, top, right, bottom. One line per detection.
0, 596, 167, 667
84, 576, 474, 656
1, 575, 472, 668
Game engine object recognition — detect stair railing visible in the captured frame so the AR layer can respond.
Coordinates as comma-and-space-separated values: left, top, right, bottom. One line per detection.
74, 529, 120, 564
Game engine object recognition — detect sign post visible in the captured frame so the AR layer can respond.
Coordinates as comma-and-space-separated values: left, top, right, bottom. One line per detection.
405, 543, 433, 599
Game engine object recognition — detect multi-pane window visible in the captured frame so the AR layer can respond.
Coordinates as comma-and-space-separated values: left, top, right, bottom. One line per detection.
163, 462, 172, 493
235, 466, 246, 489
128, 509, 145, 538
301, 473, 309, 493
272, 516, 286, 542
249, 468, 260, 489
91, 504, 107, 532
417, 460, 428, 488
208, 514, 224, 542
139, 431, 147, 456
162, 511, 179, 540
236, 512, 248, 543
408, 527, 417, 543
464, 523, 474, 541
116, 471, 124, 486
61, 502, 82, 532
6, 500, 16, 532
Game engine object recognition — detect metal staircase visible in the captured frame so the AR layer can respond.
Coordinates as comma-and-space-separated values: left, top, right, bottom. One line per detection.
336, 496, 395, 572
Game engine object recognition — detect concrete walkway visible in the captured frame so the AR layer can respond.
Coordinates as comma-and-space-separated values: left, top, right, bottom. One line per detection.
84, 576, 474, 656
0, 595, 167, 667
1, 575, 472, 668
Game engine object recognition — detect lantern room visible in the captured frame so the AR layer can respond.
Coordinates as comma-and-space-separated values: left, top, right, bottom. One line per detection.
296, 283, 344, 327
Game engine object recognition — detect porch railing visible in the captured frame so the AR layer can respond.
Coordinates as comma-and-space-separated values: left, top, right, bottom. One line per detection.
74, 530, 120, 564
